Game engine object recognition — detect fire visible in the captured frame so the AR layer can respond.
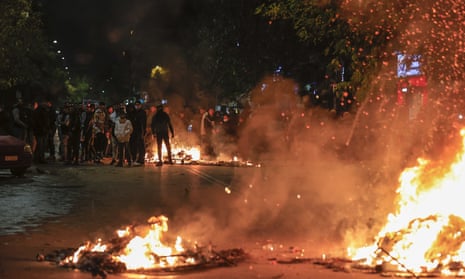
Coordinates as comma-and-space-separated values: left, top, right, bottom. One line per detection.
62, 215, 195, 271
146, 144, 201, 163
349, 128, 465, 275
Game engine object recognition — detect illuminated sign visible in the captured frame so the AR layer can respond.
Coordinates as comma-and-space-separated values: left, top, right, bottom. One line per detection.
397, 53, 422, 78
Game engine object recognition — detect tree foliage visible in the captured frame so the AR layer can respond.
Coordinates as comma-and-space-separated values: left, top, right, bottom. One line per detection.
0, 0, 47, 90
65, 76, 91, 103
178, 0, 317, 104
255, 0, 392, 99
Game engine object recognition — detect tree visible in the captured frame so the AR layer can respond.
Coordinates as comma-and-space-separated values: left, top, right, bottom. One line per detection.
256, 0, 393, 100
0, 0, 67, 103
179, 0, 314, 104
65, 76, 92, 103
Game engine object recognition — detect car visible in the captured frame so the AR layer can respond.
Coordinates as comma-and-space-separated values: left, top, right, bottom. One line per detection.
0, 135, 33, 177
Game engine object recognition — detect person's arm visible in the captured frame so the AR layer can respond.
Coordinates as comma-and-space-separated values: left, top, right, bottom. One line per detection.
127, 120, 133, 135
12, 108, 27, 128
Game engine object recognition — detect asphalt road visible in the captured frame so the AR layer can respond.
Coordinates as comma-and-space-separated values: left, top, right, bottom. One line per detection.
0, 160, 417, 279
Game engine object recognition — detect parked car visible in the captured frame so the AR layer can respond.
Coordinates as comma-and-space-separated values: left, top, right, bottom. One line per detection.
0, 135, 33, 176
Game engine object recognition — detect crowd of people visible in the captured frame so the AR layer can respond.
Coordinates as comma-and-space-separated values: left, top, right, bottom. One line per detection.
0, 89, 356, 168
0, 98, 243, 167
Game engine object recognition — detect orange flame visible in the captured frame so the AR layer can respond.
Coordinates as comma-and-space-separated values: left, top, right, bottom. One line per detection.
64, 215, 195, 270
350, 128, 465, 275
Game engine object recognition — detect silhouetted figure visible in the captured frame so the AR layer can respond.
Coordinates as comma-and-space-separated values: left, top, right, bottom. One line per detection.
31, 101, 50, 164
131, 101, 147, 165
200, 108, 215, 159
151, 104, 174, 166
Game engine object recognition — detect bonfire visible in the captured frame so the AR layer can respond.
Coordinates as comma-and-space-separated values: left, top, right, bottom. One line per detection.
349, 128, 465, 276
38, 215, 247, 278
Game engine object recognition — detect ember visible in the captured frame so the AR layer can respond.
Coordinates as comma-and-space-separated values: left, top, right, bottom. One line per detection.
37, 215, 247, 278
348, 128, 465, 276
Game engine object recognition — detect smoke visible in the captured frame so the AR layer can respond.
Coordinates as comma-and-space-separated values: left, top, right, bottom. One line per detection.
170, 71, 465, 257
130, 0, 465, 257
161, 75, 384, 254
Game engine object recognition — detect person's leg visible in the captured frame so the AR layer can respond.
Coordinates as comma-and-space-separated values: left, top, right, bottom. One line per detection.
117, 142, 124, 166
111, 135, 118, 164
164, 134, 173, 164
156, 134, 163, 165
125, 142, 132, 165
137, 137, 145, 163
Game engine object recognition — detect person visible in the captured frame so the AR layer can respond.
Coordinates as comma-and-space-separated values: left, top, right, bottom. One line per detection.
80, 103, 95, 163
92, 105, 106, 164
11, 98, 29, 141
200, 107, 216, 159
66, 104, 81, 165
31, 101, 50, 164
59, 104, 71, 162
114, 113, 133, 167
131, 101, 147, 166
106, 105, 118, 165
145, 104, 157, 160
46, 100, 57, 161
151, 104, 174, 166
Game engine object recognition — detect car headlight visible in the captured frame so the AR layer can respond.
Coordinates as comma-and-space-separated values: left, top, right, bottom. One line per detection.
24, 144, 32, 153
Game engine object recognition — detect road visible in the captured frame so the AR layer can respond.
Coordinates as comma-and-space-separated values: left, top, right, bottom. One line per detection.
0, 160, 405, 279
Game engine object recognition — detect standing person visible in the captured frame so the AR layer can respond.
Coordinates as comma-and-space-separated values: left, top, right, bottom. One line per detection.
80, 103, 95, 163
46, 100, 57, 161
151, 104, 174, 166
31, 101, 50, 164
92, 106, 106, 164
114, 113, 133, 167
131, 101, 147, 166
59, 104, 71, 162
106, 105, 118, 165
11, 98, 28, 141
200, 107, 216, 160
66, 104, 81, 165
145, 104, 157, 160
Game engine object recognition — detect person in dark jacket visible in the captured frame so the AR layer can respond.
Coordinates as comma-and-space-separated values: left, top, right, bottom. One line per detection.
131, 101, 147, 165
11, 99, 29, 141
46, 100, 57, 161
31, 101, 50, 164
66, 104, 82, 165
151, 104, 174, 166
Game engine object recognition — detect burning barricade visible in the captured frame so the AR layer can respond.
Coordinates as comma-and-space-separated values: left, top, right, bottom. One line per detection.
145, 143, 259, 167
346, 128, 465, 277
37, 215, 247, 278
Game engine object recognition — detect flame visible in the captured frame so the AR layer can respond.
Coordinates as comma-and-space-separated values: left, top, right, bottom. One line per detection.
63, 215, 196, 270
350, 128, 465, 275
146, 144, 201, 163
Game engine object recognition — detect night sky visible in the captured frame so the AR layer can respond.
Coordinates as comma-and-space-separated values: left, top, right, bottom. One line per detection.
41, 0, 193, 94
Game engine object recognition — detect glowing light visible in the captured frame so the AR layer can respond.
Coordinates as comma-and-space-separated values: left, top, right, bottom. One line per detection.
150, 65, 167, 78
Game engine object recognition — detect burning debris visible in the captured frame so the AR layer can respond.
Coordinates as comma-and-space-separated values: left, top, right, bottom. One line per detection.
346, 128, 465, 277
37, 215, 248, 278
146, 144, 260, 167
